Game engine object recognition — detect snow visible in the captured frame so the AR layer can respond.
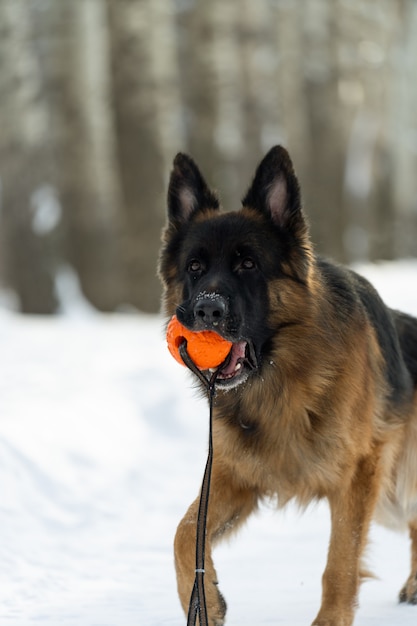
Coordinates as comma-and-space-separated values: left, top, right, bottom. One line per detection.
1, 260, 417, 625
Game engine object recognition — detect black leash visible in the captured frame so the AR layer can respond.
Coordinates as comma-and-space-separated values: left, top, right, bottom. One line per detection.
178, 341, 219, 626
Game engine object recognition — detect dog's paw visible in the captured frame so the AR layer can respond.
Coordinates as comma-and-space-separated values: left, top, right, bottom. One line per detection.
207, 586, 227, 625
399, 572, 417, 605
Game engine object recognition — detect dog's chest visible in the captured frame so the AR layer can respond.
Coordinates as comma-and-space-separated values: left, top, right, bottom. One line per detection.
214, 407, 337, 503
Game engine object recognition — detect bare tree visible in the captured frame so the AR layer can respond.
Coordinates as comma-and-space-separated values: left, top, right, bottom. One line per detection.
106, 0, 182, 313
336, 0, 400, 262
388, 0, 417, 259
0, 0, 57, 313
39, 0, 126, 311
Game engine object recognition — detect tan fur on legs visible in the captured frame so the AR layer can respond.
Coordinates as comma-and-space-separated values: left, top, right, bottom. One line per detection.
174, 459, 258, 625
312, 452, 383, 626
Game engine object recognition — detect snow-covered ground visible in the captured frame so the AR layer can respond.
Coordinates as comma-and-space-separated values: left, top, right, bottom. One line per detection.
1, 261, 417, 626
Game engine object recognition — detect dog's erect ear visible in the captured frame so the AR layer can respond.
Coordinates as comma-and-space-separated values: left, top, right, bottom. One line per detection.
167, 153, 219, 228
242, 146, 304, 234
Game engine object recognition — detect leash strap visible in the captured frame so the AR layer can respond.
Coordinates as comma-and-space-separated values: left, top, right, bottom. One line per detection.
179, 342, 218, 626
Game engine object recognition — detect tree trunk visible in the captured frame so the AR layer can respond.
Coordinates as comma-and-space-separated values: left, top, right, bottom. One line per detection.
41, 0, 126, 311
0, 0, 57, 313
388, 0, 417, 259
106, 0, 179, 313
299, 0, 347, 262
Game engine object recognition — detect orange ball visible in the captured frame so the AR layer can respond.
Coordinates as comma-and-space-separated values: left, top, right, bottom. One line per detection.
166, 315, 233, 369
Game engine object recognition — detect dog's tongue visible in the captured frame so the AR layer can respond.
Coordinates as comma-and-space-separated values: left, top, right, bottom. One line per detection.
220, 341, 247, 376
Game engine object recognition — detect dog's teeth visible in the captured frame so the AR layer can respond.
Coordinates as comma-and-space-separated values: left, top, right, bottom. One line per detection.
209, 368, 216, 373
235, 362, 242, 371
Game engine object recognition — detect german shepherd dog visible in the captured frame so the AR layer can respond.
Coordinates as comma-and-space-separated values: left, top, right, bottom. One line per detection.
158, 146, 417, 625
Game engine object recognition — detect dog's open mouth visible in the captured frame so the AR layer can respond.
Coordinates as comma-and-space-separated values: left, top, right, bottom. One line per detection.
208, 340, 257, 388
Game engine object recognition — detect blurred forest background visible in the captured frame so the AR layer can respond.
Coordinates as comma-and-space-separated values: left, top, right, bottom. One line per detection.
0, 0, 417, 314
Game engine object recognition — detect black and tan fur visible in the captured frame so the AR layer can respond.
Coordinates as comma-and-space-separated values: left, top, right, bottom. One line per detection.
158, 146, 417, 625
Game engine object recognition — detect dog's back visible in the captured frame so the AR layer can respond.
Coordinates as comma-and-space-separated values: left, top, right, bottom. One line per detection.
317, 258, 415, 411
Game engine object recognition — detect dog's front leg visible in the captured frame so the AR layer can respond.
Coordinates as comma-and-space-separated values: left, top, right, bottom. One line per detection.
174, 459, 258, 625
312, 454, 382, 626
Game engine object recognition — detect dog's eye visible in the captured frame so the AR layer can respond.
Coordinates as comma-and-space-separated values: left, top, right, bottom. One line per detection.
240, 258, 256, 270
188, 259, 201, 273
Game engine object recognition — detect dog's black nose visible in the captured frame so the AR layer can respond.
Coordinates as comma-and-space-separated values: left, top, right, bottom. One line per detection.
194, 294, 227, 328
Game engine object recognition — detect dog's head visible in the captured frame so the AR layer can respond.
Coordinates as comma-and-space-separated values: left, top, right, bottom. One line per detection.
159, 146, 313, 389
